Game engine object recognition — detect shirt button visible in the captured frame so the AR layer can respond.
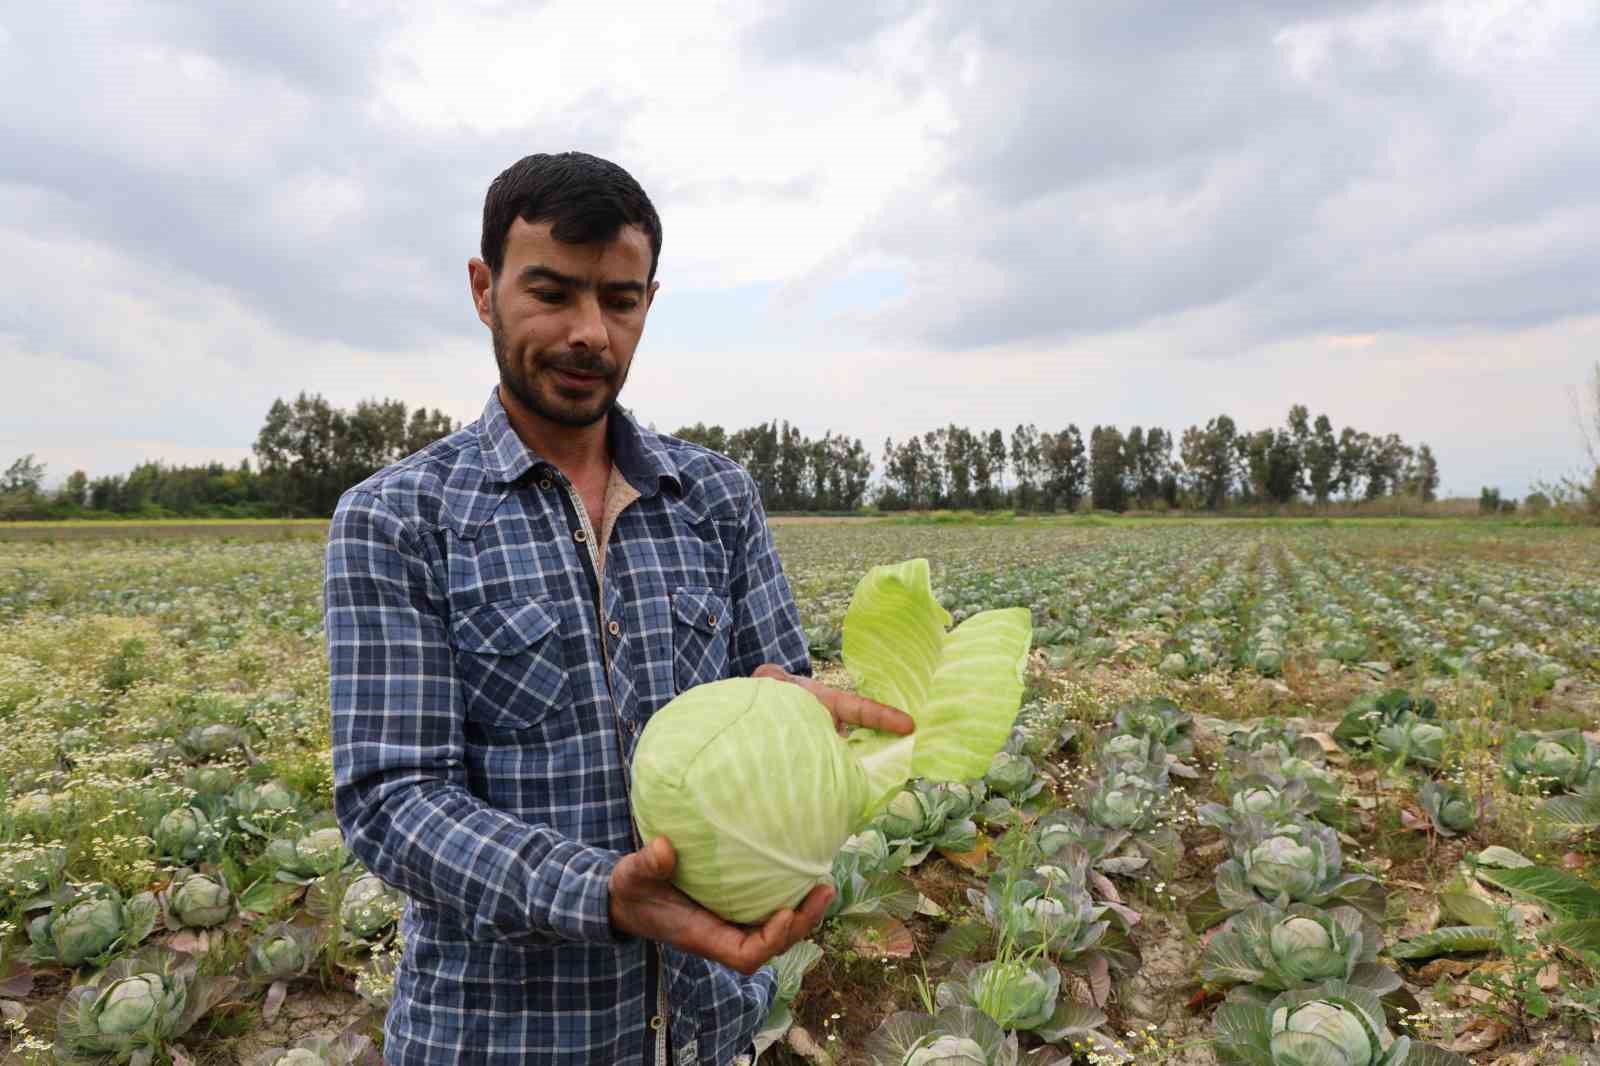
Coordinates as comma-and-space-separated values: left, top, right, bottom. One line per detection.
706, 613, 718, 627
649, 1015, 664, 1031
608, 619, 621, 637
574, 528, 587, 543
538, 478, 553, 491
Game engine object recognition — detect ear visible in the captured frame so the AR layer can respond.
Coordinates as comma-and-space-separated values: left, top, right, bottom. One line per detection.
645, 278, 660, 309
467, 258, 494, 327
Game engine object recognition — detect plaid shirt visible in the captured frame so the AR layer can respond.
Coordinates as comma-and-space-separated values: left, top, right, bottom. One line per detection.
326, 388, 811, 1066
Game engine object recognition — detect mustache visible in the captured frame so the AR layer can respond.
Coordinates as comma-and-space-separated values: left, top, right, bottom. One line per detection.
539, 351, 614, 377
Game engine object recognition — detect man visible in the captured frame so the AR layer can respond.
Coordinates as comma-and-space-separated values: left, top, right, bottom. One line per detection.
325, 151, 911, 1066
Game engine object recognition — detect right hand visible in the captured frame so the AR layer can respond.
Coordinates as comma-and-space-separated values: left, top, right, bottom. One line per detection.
608, 836, 832, 976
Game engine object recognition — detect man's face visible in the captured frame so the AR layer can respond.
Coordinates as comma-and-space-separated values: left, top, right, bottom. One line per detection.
471, 218, 657, 429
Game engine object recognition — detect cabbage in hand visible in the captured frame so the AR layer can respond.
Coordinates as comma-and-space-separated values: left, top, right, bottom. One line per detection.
632, 559, 1030, 924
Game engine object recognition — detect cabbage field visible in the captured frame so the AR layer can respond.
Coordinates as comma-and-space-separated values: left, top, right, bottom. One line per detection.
1, 517, 1598, 1065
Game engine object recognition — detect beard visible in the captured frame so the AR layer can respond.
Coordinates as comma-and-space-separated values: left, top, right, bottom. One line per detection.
491, 302, 628, 428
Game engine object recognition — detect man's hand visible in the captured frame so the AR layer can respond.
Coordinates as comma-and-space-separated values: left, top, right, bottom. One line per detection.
609, 836, 832, 975
752, 663, 915, 737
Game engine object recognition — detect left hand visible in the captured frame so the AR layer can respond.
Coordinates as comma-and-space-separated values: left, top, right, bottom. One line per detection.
752, 663, 914, 737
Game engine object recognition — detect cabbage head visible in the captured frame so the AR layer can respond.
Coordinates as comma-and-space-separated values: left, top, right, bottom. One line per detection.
1503, 729, 1597, 793
633, 559, 1030, 924
1214, 980, 1419, 1066
1242, 825, 1335, 904
1201, 903, 1374, 992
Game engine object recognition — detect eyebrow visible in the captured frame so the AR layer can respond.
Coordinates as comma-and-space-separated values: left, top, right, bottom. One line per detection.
514, 264, 646, 295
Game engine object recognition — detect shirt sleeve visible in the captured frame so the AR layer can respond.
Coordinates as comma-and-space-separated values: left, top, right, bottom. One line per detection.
725, 475, 811, 680
326, 488, 624, 945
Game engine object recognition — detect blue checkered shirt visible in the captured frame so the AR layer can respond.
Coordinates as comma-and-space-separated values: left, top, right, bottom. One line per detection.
326, 388, 811, 1066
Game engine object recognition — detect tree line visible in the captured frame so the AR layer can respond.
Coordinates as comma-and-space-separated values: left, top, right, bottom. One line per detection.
2, 399, 1448, 521
875, 406, 1440, 512
0, 394, 459, 520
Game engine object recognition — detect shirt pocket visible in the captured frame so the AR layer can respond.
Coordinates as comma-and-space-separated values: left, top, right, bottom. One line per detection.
451, 598, 569, 732
671, 586, 731, 695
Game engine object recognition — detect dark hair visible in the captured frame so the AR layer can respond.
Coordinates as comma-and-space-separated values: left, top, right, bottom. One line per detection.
480, 152, 662, 281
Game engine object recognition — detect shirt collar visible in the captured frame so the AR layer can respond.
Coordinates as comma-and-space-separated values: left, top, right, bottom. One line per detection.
476, 387, 680, 497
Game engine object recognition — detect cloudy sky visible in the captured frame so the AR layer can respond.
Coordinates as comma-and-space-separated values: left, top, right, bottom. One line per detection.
4, 1, 1598, 498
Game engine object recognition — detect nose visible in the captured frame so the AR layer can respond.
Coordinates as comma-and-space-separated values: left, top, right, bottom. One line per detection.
568, 292, 609, 354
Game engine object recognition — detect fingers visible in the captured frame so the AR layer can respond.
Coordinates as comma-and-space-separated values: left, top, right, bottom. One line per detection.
733, 886, 833, 975
642, 836, 677, 879
828, 689, 915, 735
753, 663, 916, 737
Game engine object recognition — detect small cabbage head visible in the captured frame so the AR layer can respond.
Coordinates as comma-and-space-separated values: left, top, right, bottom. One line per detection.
1375, 718, 1446, 768
875, 790, 936, 841
983, 752, 1036, 799
161, 872, 234, 929
341, 874, 404, 942
1085, 771, 1159, 831
180, 724, 247, 758
94, 973, 169, 1035
969, 959, 1059, 1031
155, 807, 212, 862
51, 894, 126, 965
1268, 915, 1350, 983
185, 766, 236, 796
1235, 787, 1283, 816
1269, 998, 1383, 1066
1503, 730, 1597, 793
1244, 833, 1325, 902
267, 827, 350, 881
903, 1035, 987, 1066
247, 923, 315, 981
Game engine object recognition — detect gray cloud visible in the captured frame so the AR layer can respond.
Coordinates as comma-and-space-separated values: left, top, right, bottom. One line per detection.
0, 5, 632, 363
750, 1, 1600, 350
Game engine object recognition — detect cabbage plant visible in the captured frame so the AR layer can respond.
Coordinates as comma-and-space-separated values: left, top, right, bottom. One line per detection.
1502, 730, 1598, 793
1199, 778, 1319, 832
265, 827, 353, 884
158, 871, 235, 930
823, 830, 916, 922
633, 559, 1031, 923
177, 723, 248, 759
863, 1005, 1018, 1066
982, 751, 1042, 806
1213, 979, 1470, 1065
53, 945, 229, 1066
1200, 903, 1381, 994
153, 807, 214, 864
935, 957, 1059, 1032
29, 883, 159, 967
1110, 697, 1194, 759
1209, 819, 1386, 924
243, 924, 313, 986
230, 780, 299, 837
1373, 716, 1447, 769
868, 781, 981, 859
1333, 690, 1436, 750
340, 873, 405, 945
969, 865, 1108, 961
1082, 769, 1164, 833
1415, 781, 1475, 837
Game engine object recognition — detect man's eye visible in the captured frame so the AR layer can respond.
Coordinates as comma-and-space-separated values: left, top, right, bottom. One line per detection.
610, 299, 639, 312
532, 289, 565, 304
